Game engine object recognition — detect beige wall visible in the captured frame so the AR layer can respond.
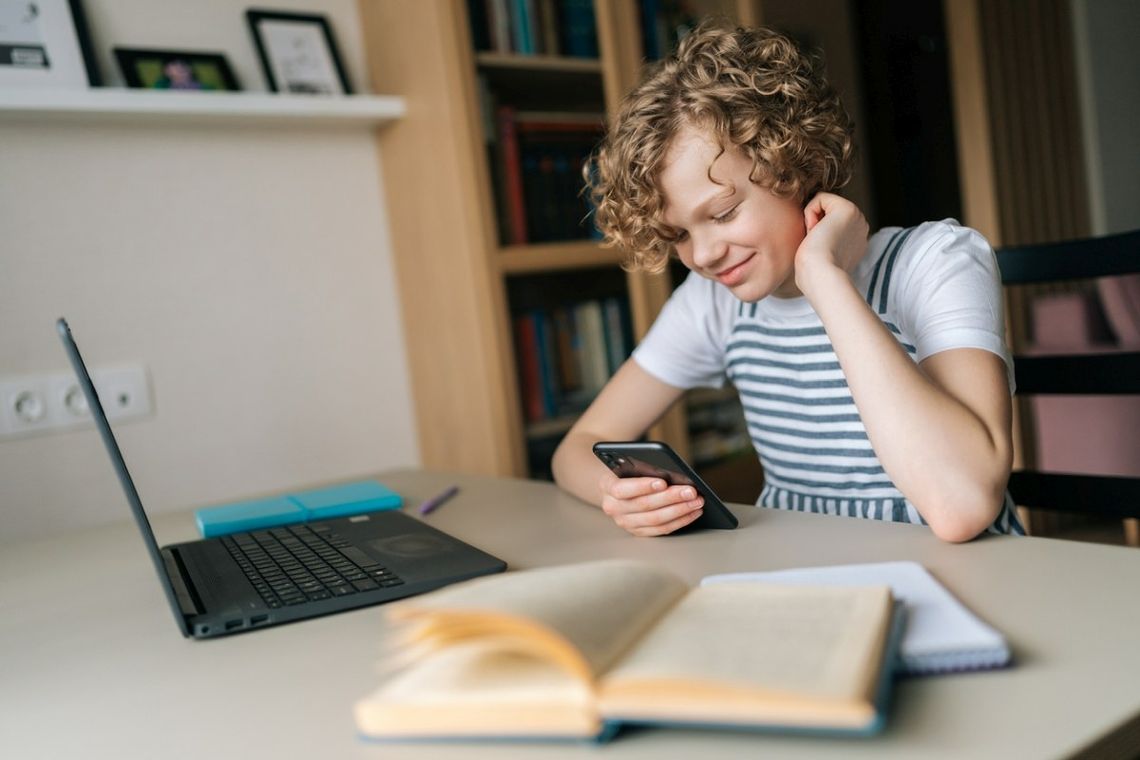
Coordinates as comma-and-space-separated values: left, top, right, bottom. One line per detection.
0, 0, 419, 543
1071, 0, 1140, 235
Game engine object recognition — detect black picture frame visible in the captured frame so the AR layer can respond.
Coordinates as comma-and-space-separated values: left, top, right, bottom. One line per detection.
113, 47, 241, 91
0, 0, 102, 86
245, 8, 352, 95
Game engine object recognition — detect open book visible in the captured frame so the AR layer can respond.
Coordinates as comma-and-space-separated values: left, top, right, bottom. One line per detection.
354, 559, 904, 742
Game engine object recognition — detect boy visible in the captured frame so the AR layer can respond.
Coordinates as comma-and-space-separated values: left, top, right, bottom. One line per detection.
551, 23, 1024, 541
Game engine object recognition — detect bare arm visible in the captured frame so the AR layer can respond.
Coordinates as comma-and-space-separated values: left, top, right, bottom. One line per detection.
552, 360, 707, 536
795, 195, 1012, 542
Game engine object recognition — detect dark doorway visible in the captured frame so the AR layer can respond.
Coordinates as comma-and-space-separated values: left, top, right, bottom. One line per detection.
854, 0, 962, 229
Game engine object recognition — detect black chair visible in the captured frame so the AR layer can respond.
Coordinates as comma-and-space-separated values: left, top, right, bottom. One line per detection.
995, 228, 1140, 538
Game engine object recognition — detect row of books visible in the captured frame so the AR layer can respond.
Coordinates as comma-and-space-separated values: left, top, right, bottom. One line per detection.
490, 105, 604, 245
467, 0, 598, 57
513, 296, 634, 424
640, 0, 700, 60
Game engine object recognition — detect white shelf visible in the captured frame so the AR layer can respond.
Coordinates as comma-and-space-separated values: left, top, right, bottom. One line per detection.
0, 88, 406, 127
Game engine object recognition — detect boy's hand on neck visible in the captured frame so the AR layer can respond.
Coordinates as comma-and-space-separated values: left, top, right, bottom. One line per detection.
793, 193, 870, 299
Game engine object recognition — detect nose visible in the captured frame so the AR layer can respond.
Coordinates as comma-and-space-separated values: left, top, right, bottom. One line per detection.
690, 230, 727, 270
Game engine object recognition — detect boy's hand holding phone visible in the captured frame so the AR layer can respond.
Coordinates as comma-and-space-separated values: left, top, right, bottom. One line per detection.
598, 470, 706, 537
593, 441, 738, 536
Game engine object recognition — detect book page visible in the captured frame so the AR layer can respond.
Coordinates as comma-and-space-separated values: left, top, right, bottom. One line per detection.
388, 559, 689, 677
703, 561, 1009, 673
601, 583, 892, 708
355, 640, 600, 738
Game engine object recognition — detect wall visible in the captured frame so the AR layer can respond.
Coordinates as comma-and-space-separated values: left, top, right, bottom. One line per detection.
0, 0, 419, 543
1071, 0, 1140, 234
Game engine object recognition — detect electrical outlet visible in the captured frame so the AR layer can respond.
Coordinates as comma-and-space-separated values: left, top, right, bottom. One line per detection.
0, 364, 152, 438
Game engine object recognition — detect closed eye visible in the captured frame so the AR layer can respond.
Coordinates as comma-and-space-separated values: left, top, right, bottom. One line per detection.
713, 205, 740, 224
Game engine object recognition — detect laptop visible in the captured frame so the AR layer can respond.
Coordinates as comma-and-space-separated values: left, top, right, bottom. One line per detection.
57, 317, 507, 639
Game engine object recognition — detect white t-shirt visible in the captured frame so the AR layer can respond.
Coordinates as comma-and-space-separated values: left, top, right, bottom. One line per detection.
633, 220, 1024, 534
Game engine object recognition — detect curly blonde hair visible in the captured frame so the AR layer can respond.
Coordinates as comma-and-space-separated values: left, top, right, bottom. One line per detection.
589, 22, 855, 272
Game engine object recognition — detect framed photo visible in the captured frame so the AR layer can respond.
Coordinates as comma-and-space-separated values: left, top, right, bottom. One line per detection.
114, 48, 240, 91
246, 9, 352, 95
0, 0, 101, 87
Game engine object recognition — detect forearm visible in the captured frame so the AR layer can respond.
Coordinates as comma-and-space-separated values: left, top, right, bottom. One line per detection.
802, 266, 1011, 540
551, 428, 611, 508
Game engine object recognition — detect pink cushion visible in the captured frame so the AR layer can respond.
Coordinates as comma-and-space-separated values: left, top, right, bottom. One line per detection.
1027, 286, 1140, 478
1097, 275, 1140, 347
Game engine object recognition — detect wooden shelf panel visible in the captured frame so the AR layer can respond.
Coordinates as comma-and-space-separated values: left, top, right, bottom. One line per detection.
498, 241, 623, 273
0, 88, 406, 126
475, 53, 602, 73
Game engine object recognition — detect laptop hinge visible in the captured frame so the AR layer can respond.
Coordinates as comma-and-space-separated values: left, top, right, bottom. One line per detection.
162, 548, 205, 616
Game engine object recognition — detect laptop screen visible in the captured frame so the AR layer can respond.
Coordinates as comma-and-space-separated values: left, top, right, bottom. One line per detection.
56, 318, 191, 636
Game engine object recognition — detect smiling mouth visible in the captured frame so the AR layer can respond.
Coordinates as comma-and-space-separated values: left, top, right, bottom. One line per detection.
714, 255, 754, 285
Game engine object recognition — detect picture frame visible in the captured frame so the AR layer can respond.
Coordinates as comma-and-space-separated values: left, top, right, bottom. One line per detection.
246, 9, 352, 95
0, 0, 101, 87
114, 47, 240, 91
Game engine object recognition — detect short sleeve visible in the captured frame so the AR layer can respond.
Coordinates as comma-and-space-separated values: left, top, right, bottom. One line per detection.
632, 270, 735, 389
889, 221, 1015, 392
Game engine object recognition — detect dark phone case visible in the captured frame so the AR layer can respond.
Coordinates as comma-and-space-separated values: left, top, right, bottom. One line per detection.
592, 441, 739, 530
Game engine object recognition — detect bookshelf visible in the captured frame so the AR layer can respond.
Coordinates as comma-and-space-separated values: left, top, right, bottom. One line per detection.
360, 0, 762, 495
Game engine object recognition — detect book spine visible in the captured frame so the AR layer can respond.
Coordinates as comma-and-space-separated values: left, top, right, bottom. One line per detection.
511, 0, 537, 54
560, 0, 599, 58
602, 297, 625, 374
467, 0, 492, 51
574, 300, 610, 393
488, 0, 512, 53
514, 314, 544, 422
536, 0, 561, 56
531, 310, 560, 418
496, 106, 529, 244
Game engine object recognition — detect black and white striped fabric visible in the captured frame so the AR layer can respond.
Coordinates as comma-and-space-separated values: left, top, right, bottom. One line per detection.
634, 220, 1025, 535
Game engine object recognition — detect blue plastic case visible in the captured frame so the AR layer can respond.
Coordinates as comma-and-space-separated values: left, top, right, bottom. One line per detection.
195, 480, 403, 537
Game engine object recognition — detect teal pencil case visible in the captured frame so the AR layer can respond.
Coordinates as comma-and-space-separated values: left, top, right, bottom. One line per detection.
195, 480, 403, 538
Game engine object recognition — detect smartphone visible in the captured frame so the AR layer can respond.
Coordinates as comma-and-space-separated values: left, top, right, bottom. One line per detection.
592, 441, 738, 530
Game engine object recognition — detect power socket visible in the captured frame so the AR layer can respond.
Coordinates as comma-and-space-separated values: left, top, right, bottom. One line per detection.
0, 364, 152, 438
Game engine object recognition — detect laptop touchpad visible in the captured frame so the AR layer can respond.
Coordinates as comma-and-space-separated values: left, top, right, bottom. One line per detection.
369, 534, 454, 557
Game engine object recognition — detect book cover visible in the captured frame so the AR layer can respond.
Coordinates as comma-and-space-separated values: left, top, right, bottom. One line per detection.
354, 559, 902, 742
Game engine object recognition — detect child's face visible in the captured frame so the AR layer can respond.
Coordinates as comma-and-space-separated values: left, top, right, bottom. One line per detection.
659, 128, 805, 302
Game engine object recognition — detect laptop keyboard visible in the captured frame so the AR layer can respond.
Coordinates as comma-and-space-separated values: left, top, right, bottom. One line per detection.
221, 524, 404, 608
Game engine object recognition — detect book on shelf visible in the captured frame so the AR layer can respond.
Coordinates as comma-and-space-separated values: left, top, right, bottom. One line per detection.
559, 0, 598, 57
495, 105, 529, 244
468, 0, 596, 57
573, 298, 610, 395
512, 295, 631, 426
491, 106, 603, 245
353, 558, 904, 742
513, 314, 544, 422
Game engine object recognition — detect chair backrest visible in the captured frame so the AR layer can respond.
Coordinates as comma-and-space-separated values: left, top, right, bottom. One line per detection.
996, 228, 1140, 520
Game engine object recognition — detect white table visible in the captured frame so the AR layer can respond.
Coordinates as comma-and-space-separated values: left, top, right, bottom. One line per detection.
2, 469, 1138, 759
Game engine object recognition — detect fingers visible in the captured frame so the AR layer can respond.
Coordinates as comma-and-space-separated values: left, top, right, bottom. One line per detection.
598, 477, 706, 537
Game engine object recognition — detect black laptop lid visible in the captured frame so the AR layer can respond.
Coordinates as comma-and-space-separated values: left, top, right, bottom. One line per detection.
56, 318, 191, 636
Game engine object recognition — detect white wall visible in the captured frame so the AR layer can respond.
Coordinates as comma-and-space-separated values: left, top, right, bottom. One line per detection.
0, 0, 420, 543
1072, 0, 1140, 234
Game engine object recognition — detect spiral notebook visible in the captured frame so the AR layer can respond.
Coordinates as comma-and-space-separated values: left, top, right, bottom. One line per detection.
701, 561, 1011, 675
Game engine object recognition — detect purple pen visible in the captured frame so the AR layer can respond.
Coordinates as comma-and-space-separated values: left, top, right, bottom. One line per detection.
417, 485, 460, 515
